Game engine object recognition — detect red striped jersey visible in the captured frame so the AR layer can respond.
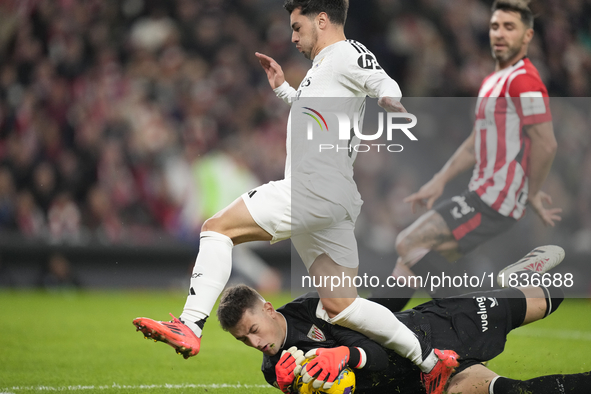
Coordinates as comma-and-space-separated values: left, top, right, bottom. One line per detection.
469, 58, 552, 219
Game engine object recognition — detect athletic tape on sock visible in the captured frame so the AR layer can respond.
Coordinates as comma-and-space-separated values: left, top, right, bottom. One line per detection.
540, 285, 564, 318
355, 347, 366, 369
489, 376, 502, 394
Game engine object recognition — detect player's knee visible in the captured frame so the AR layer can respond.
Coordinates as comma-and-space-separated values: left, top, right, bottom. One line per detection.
394, 230, 414, 258
201, 217, 213, 232
392, 261, 417, 281
201, 216, 225, 233
321, 297, 355, 319
395, 235, 432, 270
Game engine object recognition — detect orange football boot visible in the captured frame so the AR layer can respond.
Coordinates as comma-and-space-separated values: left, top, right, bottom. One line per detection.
133, 313, 201, 359
421, 349, 460, 394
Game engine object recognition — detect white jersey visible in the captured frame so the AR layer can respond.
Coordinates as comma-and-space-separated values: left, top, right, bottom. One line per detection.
275, 39, 401, 218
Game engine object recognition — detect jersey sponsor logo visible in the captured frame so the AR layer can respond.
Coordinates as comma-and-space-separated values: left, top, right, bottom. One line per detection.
248, 189, 257, 198
307, 325, 326, 342
450, 195, 475, 219
357, 53, 382, 70
191, 273, 203, 278
474, 296, 498, 332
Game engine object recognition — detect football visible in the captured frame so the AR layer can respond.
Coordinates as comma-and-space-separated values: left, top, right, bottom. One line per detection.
294, 357, 356, 394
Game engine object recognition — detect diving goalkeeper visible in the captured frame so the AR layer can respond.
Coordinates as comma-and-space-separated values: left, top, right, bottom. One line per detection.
217, 246, 590, 394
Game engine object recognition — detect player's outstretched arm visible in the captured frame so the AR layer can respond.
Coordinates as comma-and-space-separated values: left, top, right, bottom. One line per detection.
378, 96, 407, 113
404, 128, 477, 213
255, 52, 286, 89
524, 121, 561, 226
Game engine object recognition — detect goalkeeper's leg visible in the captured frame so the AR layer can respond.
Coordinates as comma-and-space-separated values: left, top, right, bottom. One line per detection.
448, 364, 591, 394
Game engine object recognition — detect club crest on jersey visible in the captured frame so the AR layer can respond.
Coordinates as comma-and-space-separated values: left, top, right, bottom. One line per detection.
307, 325, 326, 342
357, 53, 382, 70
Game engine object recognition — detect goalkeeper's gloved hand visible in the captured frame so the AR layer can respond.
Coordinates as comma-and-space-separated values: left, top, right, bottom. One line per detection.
275, 346, 305, 393
302, 346, 350, 390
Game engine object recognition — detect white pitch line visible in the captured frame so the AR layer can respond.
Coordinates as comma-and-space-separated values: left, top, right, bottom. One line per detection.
510, 327, 591, 342
5, 328, 590, 392
0, 384, 274, 391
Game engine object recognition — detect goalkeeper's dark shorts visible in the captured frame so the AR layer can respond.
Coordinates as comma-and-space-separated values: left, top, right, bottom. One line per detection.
413, 287, 527, 375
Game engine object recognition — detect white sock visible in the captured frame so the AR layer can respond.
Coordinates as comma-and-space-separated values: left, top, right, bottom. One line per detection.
180, 231, 233, 336
328, 298, 438, 372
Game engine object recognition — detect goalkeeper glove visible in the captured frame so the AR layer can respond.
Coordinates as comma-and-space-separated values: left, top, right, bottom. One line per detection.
275, 346, 305, 393
302, 346, 350, 390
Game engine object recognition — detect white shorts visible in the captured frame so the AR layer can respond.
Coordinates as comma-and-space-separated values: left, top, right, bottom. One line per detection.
241, 177, 359, 270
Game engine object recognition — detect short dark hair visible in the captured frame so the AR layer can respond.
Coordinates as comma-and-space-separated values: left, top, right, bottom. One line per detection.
217, 285, 265, 331
492, 0, 534, 28
284, 0, 348, 26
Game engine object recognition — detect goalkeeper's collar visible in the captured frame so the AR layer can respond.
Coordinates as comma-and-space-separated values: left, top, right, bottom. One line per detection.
278, 312, 288, 350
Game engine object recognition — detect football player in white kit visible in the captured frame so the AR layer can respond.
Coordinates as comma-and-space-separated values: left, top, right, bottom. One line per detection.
133, 2, 457, 393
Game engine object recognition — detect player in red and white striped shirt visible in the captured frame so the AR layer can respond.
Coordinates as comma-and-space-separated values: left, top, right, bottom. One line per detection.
379, 0, 562, 311
471, 55, 553, 220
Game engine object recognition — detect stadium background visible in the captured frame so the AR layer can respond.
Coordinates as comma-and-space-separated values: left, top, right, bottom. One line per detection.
0, 0, 590, 294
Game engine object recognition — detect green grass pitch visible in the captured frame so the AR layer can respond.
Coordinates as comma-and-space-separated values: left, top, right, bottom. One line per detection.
1, 290, 590, 393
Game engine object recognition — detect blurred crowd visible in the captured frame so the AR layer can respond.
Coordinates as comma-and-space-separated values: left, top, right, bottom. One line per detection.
0, 0, 589, 255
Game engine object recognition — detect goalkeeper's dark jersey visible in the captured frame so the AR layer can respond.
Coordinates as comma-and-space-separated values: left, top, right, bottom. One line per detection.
262, 289, 521, 394
261, 293, 425, 394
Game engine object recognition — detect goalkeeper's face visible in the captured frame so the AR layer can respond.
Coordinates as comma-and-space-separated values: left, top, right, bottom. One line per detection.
228, 301, 286, 356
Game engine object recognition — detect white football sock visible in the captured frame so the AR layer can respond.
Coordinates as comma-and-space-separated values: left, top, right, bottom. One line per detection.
180, 231, 233, 336
328, 298, 438, 372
